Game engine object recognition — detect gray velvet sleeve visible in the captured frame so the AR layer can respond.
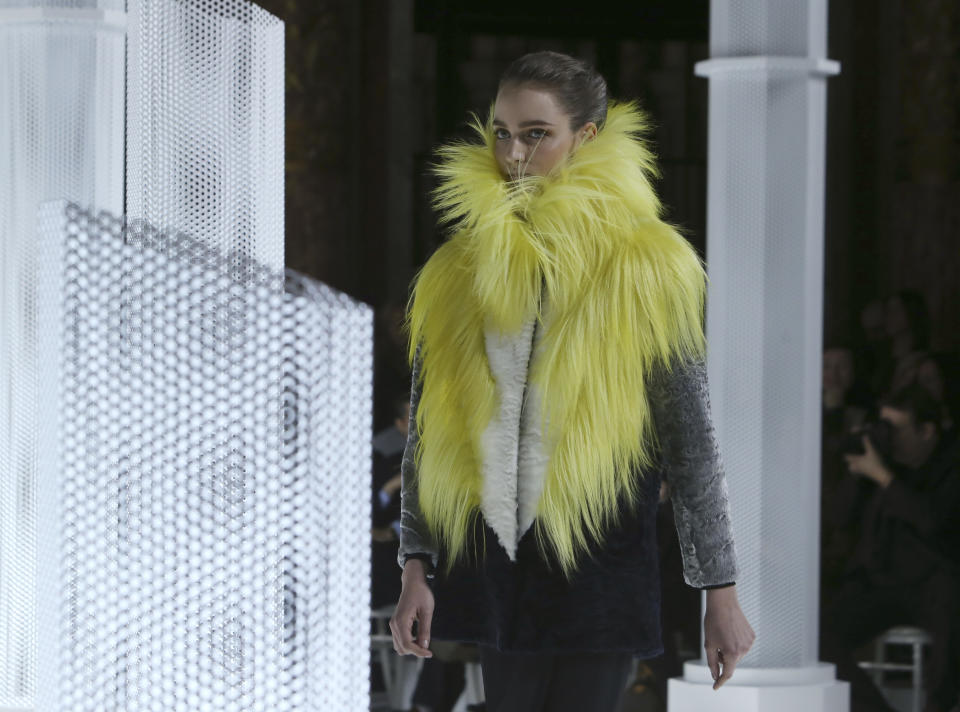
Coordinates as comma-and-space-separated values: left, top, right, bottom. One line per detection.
396, 347, 440, 574
648, 355, 739, 589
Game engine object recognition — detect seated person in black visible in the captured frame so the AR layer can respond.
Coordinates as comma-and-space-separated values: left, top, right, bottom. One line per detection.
821, 384, 960, 712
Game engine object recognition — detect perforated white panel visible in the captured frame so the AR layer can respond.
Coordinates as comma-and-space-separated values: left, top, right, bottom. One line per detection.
35, 202, 372, 711
0, 7, 124, 708
280, 271, 373, 706
125, 0, 285, 273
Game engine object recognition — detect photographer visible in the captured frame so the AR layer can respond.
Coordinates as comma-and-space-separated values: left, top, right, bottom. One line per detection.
820, 384, 960, 712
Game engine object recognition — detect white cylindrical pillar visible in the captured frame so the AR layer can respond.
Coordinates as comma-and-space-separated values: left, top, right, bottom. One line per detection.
668, 1, 846, 710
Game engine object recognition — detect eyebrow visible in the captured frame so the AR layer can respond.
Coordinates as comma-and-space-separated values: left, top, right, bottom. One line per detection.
492, 119, 554, 128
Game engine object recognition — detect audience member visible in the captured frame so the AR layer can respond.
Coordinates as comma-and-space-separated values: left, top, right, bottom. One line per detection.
882, 289, 931, 396
851, 298, 890, 404
820, 384, 960, 712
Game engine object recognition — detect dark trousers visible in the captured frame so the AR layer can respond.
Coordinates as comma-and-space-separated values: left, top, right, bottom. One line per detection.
820, 570, 960, 712
479, 645, 634, 712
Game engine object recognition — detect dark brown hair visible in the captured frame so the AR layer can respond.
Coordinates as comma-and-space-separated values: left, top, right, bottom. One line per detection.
498, 51, 608, 131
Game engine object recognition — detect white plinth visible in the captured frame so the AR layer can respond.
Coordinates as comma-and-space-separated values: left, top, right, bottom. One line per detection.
668, 662, 849, 712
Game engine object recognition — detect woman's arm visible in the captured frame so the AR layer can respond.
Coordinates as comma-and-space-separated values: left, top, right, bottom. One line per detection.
649, 354, 754, 687
396, 346, 440, 576
647, 354, 739, 589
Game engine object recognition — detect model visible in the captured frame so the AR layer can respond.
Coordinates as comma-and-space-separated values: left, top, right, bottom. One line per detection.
390, 50, 755, 712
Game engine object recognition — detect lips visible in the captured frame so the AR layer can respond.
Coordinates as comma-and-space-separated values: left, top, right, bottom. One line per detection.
503, 165, 538, 181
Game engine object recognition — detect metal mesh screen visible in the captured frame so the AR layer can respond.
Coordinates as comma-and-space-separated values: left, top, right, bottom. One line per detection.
0, 7, 124, 707
125, 0, 285, 273
34, 202, 372, 711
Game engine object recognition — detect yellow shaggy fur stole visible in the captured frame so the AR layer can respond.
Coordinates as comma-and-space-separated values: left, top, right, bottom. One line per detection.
406, 101, 708, 579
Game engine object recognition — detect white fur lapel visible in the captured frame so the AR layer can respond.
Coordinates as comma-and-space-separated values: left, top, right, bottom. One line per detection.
516, 316, 549, 540
479, 293, 551, 560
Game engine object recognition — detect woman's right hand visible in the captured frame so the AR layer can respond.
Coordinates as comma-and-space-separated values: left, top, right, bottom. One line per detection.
390, 560, 434, 658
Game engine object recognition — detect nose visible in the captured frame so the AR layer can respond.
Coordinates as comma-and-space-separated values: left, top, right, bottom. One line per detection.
508, 138, 525, 163
504, 141, 526, 178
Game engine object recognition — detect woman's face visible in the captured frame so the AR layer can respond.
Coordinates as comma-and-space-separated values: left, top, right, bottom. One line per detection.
492, 83, 596, 181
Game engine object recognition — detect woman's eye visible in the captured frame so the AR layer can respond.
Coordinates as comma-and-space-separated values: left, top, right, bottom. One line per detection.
494, 128, 546, 140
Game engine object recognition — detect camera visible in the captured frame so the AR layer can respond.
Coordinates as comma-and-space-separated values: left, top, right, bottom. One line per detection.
840, 418, 895, 464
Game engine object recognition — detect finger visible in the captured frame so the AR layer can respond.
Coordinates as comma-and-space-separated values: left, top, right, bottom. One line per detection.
396, 611, 415, 654
390, 614, 408, 655
399, 611, 432, 658
418, 607, 433, 652
389, 616, 403, 655
705, 645, 720, 685
391, 613, 415, 656
715, 652, 739, 689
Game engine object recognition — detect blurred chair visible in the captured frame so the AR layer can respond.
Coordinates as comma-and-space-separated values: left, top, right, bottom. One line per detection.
857, 625, 932, 712
450, 661, 484, 712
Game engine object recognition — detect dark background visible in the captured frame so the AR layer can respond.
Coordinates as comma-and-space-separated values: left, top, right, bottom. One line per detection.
255, 0, 960, 427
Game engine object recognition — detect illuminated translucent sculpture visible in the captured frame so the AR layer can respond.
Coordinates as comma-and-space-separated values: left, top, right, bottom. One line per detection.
34, 202, 372, 711
0, 4, 125, 708
280, 270, 374, 708
0, 0, 356, 709
126, 0, 285, 272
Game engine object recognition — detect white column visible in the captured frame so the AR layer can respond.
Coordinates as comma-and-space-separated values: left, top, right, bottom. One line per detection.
0, 6, 125, 710
668, 1, 846, 710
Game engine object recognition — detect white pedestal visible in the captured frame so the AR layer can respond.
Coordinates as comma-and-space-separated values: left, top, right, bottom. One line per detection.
668, 662, 849, 712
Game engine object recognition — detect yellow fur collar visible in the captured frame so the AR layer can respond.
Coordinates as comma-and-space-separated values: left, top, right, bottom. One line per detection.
406, 101, 708, 578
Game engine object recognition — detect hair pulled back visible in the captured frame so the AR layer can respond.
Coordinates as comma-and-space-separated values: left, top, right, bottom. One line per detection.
498, 51, 608, 131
